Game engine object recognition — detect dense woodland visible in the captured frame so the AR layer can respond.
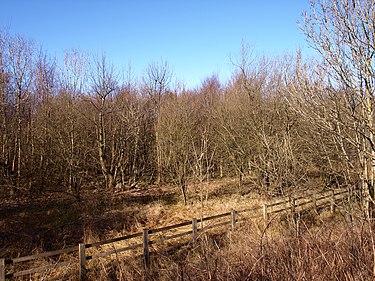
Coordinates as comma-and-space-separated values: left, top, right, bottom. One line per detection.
1, 0, 374, 216
0, 38, 326, 197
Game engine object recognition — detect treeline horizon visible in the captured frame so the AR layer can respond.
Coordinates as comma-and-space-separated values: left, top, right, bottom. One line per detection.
0, 0, 371, 208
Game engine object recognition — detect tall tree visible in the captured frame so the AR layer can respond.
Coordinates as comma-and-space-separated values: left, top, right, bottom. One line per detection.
190, 75, 220, 187
32, 49, 57, 191
142, 59, 172, 185
89, 53, 118, 189
0, 31, 8, 185
159, 91, 193, 205
57, 49, 87, 196
116, 86, 153, 188
301, 0, 375, 217
7, 34, 34, 190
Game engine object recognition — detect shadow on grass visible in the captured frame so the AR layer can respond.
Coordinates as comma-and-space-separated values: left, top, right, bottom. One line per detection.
0, 187, 180, 258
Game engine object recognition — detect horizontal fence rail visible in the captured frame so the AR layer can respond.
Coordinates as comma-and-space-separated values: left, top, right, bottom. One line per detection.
0, 188, 353, 281
1, 246, 78, 279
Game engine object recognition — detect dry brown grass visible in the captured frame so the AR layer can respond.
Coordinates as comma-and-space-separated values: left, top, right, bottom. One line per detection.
3, 177, 370, 280
85, 209, 372, 281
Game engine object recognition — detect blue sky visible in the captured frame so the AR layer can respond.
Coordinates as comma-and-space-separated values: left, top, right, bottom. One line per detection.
1, 1, 312, 88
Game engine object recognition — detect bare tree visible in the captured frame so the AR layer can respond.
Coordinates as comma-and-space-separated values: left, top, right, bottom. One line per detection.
191, 75, 220, 183
142, 59, 172, 185
7, 34, 35, 190
301, 0, 375, 217
0, 30, 10, 189
216, 49, 271, 188
89, 53, 119, 189
57, 49, 87, 197
116, 85, 153, 188
159, 91, 193, 205
188, 76, 220, 207
32, 49, 57, 192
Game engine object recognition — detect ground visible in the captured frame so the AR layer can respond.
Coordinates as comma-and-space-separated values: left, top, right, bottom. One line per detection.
1, 177, 269, 259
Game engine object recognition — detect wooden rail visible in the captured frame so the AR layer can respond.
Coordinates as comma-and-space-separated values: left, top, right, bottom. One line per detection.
0, 188, 352, 281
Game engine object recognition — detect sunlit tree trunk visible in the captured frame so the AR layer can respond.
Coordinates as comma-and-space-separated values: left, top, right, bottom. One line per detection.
302, 0, 375, 218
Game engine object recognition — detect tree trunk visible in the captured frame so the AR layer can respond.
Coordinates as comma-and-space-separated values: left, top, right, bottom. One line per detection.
16, 92, 22, 189
155, 123, 162, 186
180, 180, 187, 206
98, 108, 112, 189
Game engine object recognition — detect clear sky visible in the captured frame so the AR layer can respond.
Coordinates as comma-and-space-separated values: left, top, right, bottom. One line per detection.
1, 0, 312, 89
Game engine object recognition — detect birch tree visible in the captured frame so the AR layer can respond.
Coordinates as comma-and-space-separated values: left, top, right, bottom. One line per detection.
301, 0, 375, 217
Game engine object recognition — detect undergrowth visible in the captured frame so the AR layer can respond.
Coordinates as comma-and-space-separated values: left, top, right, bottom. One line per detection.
3, 178, 372, 280
85, 210, 373, 281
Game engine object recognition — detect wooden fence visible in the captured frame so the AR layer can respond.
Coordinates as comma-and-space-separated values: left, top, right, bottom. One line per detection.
0, 188, 352, 280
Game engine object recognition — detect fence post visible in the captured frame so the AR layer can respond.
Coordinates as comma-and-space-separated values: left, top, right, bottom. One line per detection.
330, 190, 335, 213
290, 198, 296, 225
348, 189, 352, 205
291, 198, 296, 214
312, 191, 317, 212
79, 244, 87, 281
0, 258, 5, 281
231, 210, 236, 231
263, 204, 268, 222
192, 218, 198, 244
296, 212, 301, 238
143, 228, 150, 280
347, 189, 353, 223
